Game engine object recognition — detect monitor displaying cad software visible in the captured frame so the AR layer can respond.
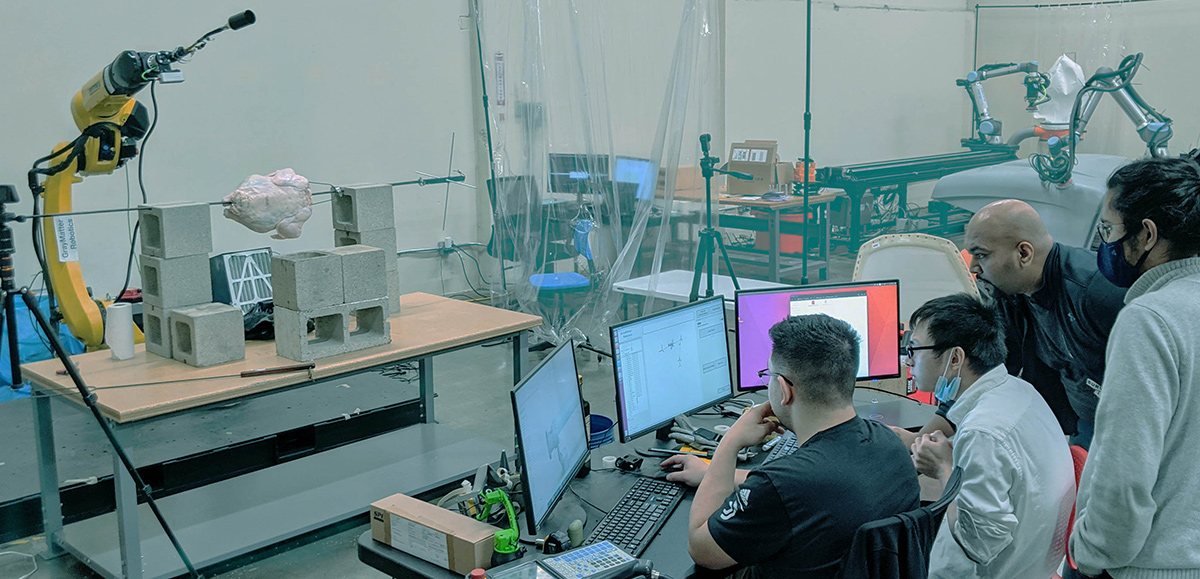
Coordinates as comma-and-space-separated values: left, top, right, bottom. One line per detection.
734, 280, 901, 391
610, 296, 733, 443
511, 340, 589, 534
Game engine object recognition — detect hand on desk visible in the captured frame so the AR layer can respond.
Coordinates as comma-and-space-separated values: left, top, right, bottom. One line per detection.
660, 455, 708, 487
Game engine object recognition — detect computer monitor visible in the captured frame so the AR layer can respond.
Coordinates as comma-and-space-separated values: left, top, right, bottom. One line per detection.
613, 156, 656, 202
610, 296, 734, 443
511, 340, 590, 535
734, 280, 902, 391
548, 153, 610, 194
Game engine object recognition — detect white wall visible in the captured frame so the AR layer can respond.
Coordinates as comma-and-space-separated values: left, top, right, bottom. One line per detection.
972, 0, 1200, 160
0, 1, 486, 300
725, 0, 974, 206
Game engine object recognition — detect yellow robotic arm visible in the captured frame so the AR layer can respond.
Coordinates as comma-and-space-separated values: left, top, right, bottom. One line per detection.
28, 11, 255, 350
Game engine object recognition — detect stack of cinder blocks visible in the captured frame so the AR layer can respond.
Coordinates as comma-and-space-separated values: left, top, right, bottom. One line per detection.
139, 202, 246, 367
331, 184, 401, 314
272, 246, 392, 362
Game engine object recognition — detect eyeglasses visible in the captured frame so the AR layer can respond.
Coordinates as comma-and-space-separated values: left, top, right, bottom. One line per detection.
1096, 221, 1123, 243
756, 368, 788, 387
905, 344, 941, 360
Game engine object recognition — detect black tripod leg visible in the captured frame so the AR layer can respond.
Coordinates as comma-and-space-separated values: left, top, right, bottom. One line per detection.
689, 231, 712, 302
5, 292, 21, 388
713, 234, 740, 291
19, 290, 202, 578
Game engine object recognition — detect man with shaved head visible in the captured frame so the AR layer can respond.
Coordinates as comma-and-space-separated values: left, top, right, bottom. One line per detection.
893, 200, 1124, 450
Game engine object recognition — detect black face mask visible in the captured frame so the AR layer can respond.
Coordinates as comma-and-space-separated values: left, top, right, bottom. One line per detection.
1097, 230, 1151, 288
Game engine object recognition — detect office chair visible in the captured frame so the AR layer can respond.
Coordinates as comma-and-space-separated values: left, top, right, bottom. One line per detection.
853, 233, 979, 324
836, 466, 964, 579
1053, 444, 1089, 579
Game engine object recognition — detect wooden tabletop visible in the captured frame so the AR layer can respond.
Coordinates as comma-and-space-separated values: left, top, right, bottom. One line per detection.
24, 293, 542, 423
718, 191, 839, 209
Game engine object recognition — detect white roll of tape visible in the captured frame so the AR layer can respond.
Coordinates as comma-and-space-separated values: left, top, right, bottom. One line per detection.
601, 455, 618, 469
714, 424, 731, 433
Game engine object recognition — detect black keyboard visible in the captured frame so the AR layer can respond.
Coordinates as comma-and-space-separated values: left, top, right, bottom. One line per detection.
584, 477, 684, 557
763, 430, 799, 462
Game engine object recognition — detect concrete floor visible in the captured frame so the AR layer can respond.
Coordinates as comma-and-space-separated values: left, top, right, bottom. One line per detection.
0, 243, 922, 578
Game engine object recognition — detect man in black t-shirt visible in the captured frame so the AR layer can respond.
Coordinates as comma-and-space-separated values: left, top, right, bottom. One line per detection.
663, 315, 920, 578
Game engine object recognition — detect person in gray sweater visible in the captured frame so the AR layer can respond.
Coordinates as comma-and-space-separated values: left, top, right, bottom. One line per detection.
1070, 150, 1200, 579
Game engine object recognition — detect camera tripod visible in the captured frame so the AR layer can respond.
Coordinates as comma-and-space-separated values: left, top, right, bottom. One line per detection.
688, 134, 753, 303
0, 184, 201, 577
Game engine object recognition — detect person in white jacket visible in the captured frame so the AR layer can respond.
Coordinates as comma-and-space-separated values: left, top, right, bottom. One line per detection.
1070, 150, 1200, 579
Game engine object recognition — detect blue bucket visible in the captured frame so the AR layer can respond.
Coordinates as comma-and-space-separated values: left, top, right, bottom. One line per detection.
588, 414, 616, 450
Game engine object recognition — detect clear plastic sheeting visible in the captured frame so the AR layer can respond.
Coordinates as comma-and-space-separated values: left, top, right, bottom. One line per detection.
476, 0, 722, 347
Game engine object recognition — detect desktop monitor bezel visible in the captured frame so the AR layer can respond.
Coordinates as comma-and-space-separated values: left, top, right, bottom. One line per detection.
608, 295, 734, 443
733, 279, 903, 392
510, 339, 589, 535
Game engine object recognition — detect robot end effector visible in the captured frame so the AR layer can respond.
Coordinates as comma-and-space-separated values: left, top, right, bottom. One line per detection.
64, 10, 257, 177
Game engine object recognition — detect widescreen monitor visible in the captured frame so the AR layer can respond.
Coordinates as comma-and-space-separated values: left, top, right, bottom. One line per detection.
734, 280, 902, 391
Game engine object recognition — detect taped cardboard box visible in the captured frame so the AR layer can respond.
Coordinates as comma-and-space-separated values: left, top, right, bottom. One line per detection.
656, 165, 714, 201
370, 493, 496, 574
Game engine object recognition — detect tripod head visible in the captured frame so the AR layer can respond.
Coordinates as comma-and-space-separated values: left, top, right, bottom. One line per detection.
698, 135, 753, 181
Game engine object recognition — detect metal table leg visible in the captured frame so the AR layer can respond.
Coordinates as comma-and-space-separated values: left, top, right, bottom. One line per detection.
821, 200, 831, 280
512, 331, 525, 385
769, 210, 781, 282
32, 391, 65, 559
113, 444, 142, 579
418, 357, 433, 423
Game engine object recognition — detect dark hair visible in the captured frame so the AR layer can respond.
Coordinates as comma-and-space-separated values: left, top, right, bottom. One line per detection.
909, 293, 1006, 376
767, 314, 859, 407
1106, 150, 1200, 259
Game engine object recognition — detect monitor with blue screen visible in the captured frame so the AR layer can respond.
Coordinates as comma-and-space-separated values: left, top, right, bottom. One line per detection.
609, 296, 733, 443
511, 340, 589, 534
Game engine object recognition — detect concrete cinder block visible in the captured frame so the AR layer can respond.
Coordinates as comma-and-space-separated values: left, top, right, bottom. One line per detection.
141, 254, 213, 309
331, 184, 395, 232
143, 304, 171, 358
169, 303, 246, 367
271, 250, 344, 310
138, 202, 213, 258
387, 268, 401, 314
334, 228, 398, 268
274, 298, 391, 362
326, 245, 388, 303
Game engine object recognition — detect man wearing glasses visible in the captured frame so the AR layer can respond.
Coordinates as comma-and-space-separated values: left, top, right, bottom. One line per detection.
907, 294, 1075, 579
895, 199, 1124, 450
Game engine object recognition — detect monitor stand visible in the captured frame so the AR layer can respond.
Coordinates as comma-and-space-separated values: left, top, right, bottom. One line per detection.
518, 501, 588, 544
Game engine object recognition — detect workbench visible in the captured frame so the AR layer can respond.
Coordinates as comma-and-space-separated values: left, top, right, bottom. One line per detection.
718, 192, 836, 282
22, 292, 541, 579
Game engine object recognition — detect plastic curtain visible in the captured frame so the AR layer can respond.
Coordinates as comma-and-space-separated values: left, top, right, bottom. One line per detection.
477, 0, 722, 347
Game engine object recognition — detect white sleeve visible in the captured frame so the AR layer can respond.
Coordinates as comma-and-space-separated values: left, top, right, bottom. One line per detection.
951, 430, 1019, 565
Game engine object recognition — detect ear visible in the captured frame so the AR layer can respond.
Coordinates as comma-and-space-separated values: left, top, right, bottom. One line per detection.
951, 347, 967, 373
1140, 218, 1159, 253
1016, 240, 1036, 266
777, 375, 794, 406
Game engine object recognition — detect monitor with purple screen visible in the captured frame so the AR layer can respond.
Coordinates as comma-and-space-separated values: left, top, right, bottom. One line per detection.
734, 280, 902, 391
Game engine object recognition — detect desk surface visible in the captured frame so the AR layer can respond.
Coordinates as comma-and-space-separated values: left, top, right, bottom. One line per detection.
24, 293, 542, 423
719, 192, 838, 209
612, 269, 789, 303
358, 390, 938, 579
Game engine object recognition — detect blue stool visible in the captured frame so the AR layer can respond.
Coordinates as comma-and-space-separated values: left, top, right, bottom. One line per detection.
530, 272, 591, 332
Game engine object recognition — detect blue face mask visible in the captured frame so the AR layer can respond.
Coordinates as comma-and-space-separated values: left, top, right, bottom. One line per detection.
1097, 230, 1151, 288
934, 355, 962, 403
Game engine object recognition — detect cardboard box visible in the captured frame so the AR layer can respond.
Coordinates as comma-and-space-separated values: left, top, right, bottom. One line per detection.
370, 493, 496, 574
656, 164, 713, 201
727, 140, 779, 196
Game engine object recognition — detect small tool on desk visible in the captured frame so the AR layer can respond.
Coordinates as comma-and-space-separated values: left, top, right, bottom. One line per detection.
59, 362, 318, 389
